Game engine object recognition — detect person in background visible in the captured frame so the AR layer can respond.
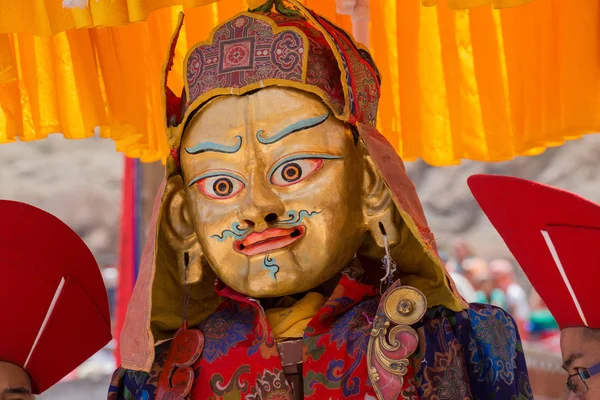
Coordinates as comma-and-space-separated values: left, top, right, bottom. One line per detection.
528, 291, 559, 341
462, 257, 489, 288
0, 200, 112, 397
489, 258, 530, 335
452, 238, 473, 273
447, 237, 474, 274
443, 251, 477, 303
473, 272, 507, 310
470, 174, 600, 399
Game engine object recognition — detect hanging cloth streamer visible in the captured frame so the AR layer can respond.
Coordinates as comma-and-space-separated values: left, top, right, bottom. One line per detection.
2, 0, 600, 166
335, 0, 370, 46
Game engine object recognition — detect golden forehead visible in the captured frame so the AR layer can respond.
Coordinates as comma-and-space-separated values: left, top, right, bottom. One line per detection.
183, 87, 330, 141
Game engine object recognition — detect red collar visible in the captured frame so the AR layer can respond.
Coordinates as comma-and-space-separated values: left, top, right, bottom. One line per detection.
213, 260, 378, 335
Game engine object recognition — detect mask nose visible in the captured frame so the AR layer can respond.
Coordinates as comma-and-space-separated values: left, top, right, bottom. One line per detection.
264, 212, 278, 224
237, 172, 285, 232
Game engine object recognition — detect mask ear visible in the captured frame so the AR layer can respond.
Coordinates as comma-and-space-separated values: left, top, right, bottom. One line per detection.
161, 172, 204, 284
359, 149, 402, 259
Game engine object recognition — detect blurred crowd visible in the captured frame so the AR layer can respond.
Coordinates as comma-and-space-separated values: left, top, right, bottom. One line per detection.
441, 238, 559, 343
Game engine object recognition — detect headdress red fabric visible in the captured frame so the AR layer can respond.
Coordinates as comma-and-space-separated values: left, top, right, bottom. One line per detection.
468, 174, 600, 330
163, 4, 382, 163
0, 200, 112, 394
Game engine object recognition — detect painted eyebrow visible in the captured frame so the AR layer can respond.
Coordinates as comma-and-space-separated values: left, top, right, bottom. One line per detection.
256, 112, 330, 145
3, 387, 31, 394
188, 170, 247, 187
185, 135, 242, 155
563, 352, 585, 371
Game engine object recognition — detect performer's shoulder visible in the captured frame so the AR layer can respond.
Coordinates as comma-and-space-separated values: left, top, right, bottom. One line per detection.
420, 302, 523, 351
417, 303, 531, 398
466, 302, 520, 330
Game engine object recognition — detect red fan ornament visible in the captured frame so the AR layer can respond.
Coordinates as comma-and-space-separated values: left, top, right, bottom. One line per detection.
468, 174, 600, 330
0, 200, 112, 394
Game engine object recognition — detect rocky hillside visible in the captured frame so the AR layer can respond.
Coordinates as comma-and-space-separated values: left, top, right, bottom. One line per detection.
2, 133, 600, 267
408, 134, 600, 259
0, 135, 123, 266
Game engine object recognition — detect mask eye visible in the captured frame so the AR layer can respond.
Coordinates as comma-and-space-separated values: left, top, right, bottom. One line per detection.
270, 159, 323, 187
196, 175, 245, 199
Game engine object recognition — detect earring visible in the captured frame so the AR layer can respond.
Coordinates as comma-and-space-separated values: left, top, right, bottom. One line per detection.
182, 252, 192, 324
378, 222, 397, 293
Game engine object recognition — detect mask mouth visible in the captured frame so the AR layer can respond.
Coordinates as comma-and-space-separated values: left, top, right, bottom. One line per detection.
234, 225, 306, 256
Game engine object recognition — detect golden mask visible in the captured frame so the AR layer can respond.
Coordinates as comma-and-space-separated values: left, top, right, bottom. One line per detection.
176, 87, 391, 297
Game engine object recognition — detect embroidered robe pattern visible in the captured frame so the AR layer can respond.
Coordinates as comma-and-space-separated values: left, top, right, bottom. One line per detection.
108, 270, 531, 400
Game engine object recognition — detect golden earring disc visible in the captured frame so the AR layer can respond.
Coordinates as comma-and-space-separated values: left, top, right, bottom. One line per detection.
383, 286, 427, 326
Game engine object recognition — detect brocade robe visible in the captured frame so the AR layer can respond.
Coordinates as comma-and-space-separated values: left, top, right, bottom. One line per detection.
108, 268, 532, 399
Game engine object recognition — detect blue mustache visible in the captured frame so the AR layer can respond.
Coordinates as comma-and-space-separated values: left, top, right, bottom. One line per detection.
277, 210, 321, 225
210, 209, 321, 242
210, 222, 251, 242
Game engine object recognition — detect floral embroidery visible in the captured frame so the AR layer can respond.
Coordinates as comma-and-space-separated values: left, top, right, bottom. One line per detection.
110, 302, 532, 400
416, 304, 531, 400
512, 371, 534, 400
311, 12, 380, 126
246, 369, 292, 400
199, 300, 255, 363
468, 305, 518, 385
329, 298, 377, 356
420, 336, 471, 399
304, 299, 376, 397
110, 271, 530, 400
209, 364, 250, 396
183, 13, 344, 118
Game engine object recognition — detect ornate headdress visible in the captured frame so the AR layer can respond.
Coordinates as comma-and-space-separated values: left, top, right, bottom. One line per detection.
163, 1, 380, 166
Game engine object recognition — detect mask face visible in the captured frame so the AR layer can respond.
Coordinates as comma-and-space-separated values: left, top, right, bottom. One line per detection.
180, 87, 368, 297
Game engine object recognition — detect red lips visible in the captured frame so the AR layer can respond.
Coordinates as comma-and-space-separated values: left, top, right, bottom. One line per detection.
234, 226, 306, 256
